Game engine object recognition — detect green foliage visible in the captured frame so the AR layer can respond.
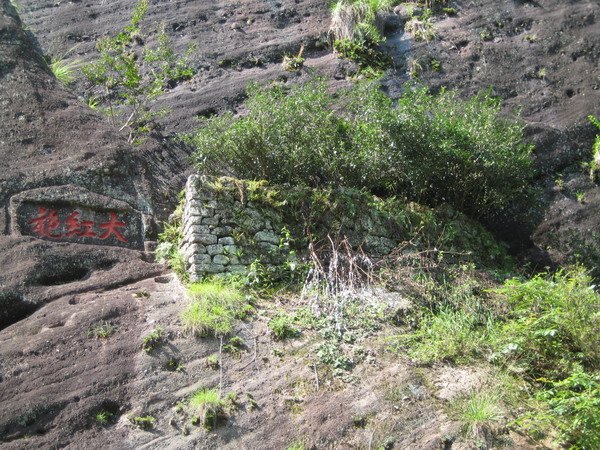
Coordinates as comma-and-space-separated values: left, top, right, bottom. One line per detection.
282, 46, 305, 72
81, 0, 194, 143
536, 368, 600, 448
156, 191, 187, 281
385, 265, 599, 447
185, 80, 534, 217
206, 354, 220, 369
130, 415, 155, 430
88, 320, 118, 340
494, 268, 600, 377
164, 358, 184, 372
405, 308, 495, 364
405, 8, 436, 41
329, 0, 395, 75
134, 289, 150, 299
189, 388, 226, 430
333, 38, 391, 76
181, 281, 251, 337
458, 390, 504, 439
285, 441, 307, 450
246, 392, 259, 410
268, 311, 300, 340
95, 410, 114, 426
141, 328, 164, 352
47, 56, 80, 85
223, 336, 245, 356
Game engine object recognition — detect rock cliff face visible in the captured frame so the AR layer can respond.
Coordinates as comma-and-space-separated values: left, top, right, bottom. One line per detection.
0, 0, 192, 328
0, 0, 599, 448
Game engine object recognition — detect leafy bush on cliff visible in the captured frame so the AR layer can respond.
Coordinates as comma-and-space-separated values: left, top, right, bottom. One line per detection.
184, 80, 534, 217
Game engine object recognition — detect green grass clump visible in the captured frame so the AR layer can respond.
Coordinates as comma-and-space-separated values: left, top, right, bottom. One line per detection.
130, 415, 155, 430
95, 410, 114, 426
48, 57, 79, 85
588, 115, 600, 181
458, 390, 504, 439
88, 320, 118, 340
494, 267, 600, 377
390, 266, 600, 448
535, 368, 600, 448
181, 281, 251, 337
407, 308, 494, 364
189, 388, 226, 430
156, 191, 187, 281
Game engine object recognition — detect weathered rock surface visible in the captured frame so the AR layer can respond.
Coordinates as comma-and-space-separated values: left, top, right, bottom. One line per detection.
0, 0, 599, 447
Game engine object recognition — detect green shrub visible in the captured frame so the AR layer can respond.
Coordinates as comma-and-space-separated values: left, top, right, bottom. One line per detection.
156, 191, 187, 281
185, 81, 348, 186
332, 38, 392, 75
81, 0, 195, 143
184, 80, 534, 217
406, 308, 495, 364
181, 281, 251, 337
494, 267, 600, 377
130, 414, 155, 430
536, 368, 600, 449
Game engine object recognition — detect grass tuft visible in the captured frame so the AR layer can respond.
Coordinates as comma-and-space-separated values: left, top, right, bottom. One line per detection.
189, 387, 226, 430
181, 281, 251, 337
458, 390, 504, 440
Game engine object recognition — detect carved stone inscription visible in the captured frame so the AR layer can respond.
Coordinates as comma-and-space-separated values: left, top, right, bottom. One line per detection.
10, 185, 145, 250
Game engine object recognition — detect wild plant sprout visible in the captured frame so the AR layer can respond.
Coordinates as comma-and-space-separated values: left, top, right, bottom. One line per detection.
329, 0, 393, 44
49, 58, 80, 85
81, 0, 195, 143
588, 115, 600, 180
43, 45, 81, 86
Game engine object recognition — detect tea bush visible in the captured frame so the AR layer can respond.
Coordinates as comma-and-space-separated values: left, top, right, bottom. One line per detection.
184, 80, 534, 217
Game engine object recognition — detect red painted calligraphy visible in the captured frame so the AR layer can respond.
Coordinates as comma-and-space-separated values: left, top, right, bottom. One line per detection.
66, 212, 97, 238
99, 213, 127, 242
27, 209, 129, 243
27, 208, 63, 239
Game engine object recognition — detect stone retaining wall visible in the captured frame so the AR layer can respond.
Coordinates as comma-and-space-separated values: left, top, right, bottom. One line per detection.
181, 175, 402, 282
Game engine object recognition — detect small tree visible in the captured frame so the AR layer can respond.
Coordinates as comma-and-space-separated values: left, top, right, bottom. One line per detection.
81, 0, 194, 144
588, 115, 600, 181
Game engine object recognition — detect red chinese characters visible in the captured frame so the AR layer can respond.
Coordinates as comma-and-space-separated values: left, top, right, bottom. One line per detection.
27, 209, 128, 243
27, 208, 62, 239
99, 213, 127, 242
66, 211, 97, 238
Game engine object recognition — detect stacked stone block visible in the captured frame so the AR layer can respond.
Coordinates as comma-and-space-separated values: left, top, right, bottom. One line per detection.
181, 175, 287, 282
181, 175, 403, 282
